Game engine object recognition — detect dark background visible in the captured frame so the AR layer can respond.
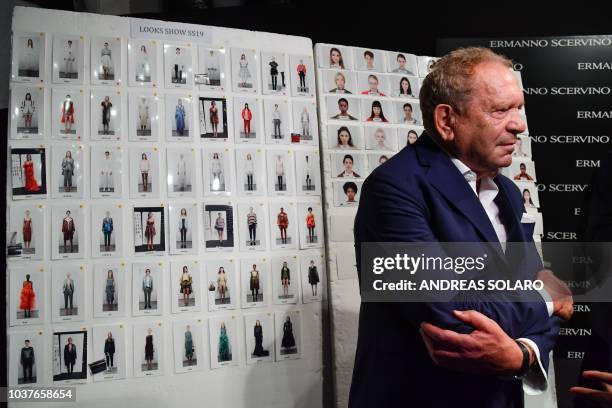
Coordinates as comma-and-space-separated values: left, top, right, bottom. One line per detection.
3, 1, 612, 407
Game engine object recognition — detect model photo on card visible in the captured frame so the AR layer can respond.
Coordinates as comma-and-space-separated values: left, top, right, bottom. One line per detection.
91, 37, 121, 85
508, 160, 537, 182
129, 148, 160, 198
52, 35, 83, 84
294, 151, 320, 195
133, 205, 165, 254
364, 99, 392, 123
365, 126, 396, 151
9, 264, 45, 326
91, 91, 123, 141
171, 261, 201, 313
269, 203, 297, 250
417, 55, 438, 77
209, 316, 239, 368
9, 331, 43, 386
196, 46, 225, 90
271, 255, 298, 304
169, 203, 199, 254
261, 51, 286, 94
7, 203, 44, 260
241, 258, 267, 308
91, 204, 123, 258
318, 45, 351, 70
92, 324, 126, 381
52, 89, 84, 140
233, 97, 260, 143
10, 85, 43, 139
238, 203, 267, 251
332, 152, 365, 179
235, 149, 264, 196
298, 202, 323, 248
244, 313, 273, 364
203, 203, 234, 250
129, 93, 159, 141
368, 153, 392, 172
324, 70, 355, 94
51, 263, 84, 322
12, 33, 44, 82
199, 97, 227, 140
357, 72, 388, 97
164, 43, 193, 88
266, 150, 294, 195
403, 128, 421, 146
173, 320, 205, 373
513, 134, 532, 158
328, 124, 361, 150
206, 259, 237, 310
396, 100, 421, 125
202, 149, 232, 195
165, 94, 192, 141
51, 205, 84, 260
129, 39, 157, 86
10, 147, 47, 199
167, 148, 196, 197
291, 101, 318, 144
263, 99, 289, 144
93, 263, 125, 318
132, 263, 164, 316
52, 330, 87, 383
51, 145, 84, 198
231, 48, 257, 93
354, 48, 384, 72
333, 180, 362, 207
327, 96, 359, 121
391, 75, 419, 98
300, 254, 323, 302
387, 52, 418, 75
91, 146, 122, 198
133, 323, 164, 376
275, 311, 301, 360
517, 181, 540, 209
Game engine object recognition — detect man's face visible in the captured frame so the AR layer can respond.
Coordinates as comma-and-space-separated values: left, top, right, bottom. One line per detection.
346, 188, 356, 201
398, 57, 406, 68
451, 62, 526, 174
338, 100, 349, 114
335, 75, 345, 89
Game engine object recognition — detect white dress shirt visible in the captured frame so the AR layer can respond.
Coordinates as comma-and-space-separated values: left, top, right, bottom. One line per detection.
450, 157, 553, 395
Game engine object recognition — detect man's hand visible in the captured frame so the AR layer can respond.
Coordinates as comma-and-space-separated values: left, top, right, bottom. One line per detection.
537, 269, 574, 321
420, 310, 527, 375
570, 370, 612, 406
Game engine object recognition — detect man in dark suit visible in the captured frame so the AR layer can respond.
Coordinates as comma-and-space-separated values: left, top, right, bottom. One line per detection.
64, 337, 77, 376
349, 47, 573, 407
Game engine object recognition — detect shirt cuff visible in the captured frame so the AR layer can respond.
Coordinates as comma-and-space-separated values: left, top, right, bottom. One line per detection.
516, 338, 548, 395
537, 288, 554, 317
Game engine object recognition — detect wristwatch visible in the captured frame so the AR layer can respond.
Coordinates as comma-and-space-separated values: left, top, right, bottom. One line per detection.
514, 340, 531, 379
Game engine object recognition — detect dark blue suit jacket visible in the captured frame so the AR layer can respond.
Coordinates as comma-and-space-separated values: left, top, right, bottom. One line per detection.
349, 133, 561, 408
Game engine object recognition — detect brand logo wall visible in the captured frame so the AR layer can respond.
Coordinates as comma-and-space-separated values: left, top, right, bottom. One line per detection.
130, 18, 213, 43
437, 34, 612, 407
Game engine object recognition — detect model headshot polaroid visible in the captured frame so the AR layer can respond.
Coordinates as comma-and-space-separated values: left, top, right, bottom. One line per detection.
129, 93, 159, 141
199, 97, 228, 140
231, 48, 258, 93
7, 203, 45, 260
395, 100, 422, 125
91, 146, 123, 199
354, 48, 385, 72
9, 263, 45, 326
357, 72, 389, 97
133, 322, 165, 377
327, 96, 360, 121
10, 147, 47, 199
133, 205, 166, 255
206, 259, 237, 311
362, 99, 393, 123
196, 46, 225, 90
261, 51, 287, 95
51, 88, 84, 140
324, 69, 355, 94
90, 91, 124, 141
318, 44, 353, 70
11, 32, 45, 83
51, 145, 83, 199
240, 257, 268, 308
364, 125, 397, 151
91, 37, 122, 85
52, 330, 87, 384
10, 85, 44, 139
233, 97, 261, 143
171, 261, 201, 313
52, 35, 84, 84
164, 43, 193, 88
333, 180, 362, 207
93, 263, 125, 318
386, 51, 418, 75
327, 124, 362, 150
51, 205, 84, 260
203, 203, 234, 250
132, 263, 164, 316
367, 153, 393, 172
128, 39, 158, 87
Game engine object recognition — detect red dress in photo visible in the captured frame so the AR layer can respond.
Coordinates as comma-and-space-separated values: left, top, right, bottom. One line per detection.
22, 218, 32, 242
20, 280, 36, 311
23, 161, 40, 192
61, 101, 74, 124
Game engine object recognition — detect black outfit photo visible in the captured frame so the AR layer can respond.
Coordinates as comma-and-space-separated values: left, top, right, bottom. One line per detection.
269, 60, 279, 90
281, 319, 296, 349
20, 345, 35, 383
104, 338, 115, 370
253, 324, 269, 357
63, 343, 77, 374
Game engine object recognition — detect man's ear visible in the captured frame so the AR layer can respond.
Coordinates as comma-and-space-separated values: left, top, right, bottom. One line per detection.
434, 104, 456, 142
